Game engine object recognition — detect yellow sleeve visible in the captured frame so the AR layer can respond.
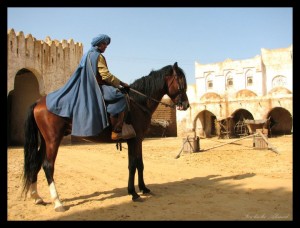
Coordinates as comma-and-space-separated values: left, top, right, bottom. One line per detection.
97, 54, 121, 87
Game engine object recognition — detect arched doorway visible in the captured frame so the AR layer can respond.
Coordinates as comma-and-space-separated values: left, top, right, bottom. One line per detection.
194, 110, 217, 138
231, 109, 254, 137
267, 107, 292, 136
7, 69, 41, 145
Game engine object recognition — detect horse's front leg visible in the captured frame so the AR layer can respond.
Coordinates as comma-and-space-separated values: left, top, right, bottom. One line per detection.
137, 154, 151, 195
127, 139, 141, 201
127, 155, 140, 201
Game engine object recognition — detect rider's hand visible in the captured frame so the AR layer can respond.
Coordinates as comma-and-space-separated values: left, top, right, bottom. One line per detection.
119, 81, 130, 94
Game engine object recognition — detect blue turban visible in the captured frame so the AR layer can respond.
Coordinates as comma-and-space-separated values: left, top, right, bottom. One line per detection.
91, 34, 111, 46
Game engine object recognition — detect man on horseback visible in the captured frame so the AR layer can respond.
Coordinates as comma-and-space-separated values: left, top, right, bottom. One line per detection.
91, 34, 131, 140
46, 34, 131, 140
24, 52, 190, 211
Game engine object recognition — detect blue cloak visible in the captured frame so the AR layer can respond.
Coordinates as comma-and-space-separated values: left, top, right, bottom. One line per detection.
46, 47, 109, 136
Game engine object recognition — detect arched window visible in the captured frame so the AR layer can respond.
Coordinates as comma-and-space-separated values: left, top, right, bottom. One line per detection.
245, 69, 253, 87
272, 75, 287, 88
226, 71, 233, 88
206, 73, 213, 90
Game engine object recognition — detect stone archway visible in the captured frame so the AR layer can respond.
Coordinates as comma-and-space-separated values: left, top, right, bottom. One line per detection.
231, 109, 254, 122
267, 107, 293, 136
194, 110, 217, 138
231, 109, 254, 137
7, 69, 41, 145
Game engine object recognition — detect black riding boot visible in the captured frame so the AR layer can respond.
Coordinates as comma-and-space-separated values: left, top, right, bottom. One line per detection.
110, 111, 125, 140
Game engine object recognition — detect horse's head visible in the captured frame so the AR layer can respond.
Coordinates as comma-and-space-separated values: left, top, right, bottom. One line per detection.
165, 62, 190, 110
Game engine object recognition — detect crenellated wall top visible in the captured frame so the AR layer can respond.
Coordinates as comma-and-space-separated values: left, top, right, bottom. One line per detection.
7, 28, 83, 51
7, 28, 84, 96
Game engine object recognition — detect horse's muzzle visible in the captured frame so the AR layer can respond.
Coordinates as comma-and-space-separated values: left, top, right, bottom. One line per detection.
177, 101, 189, 110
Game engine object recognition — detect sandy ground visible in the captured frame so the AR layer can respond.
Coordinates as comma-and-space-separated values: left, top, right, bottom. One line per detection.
7, 135, 293, 221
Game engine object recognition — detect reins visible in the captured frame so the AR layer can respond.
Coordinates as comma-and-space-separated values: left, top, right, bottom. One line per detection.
128, 87, 176, 109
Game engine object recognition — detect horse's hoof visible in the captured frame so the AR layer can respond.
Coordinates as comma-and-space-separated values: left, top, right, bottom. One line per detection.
55, 205, 66, 212
132, 196, 144, 202
35, 198, 45, 205
142, 188, 151, 194
142, 191, 154, 196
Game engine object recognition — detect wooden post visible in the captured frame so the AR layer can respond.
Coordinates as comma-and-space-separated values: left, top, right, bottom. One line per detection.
257, 131, 279, 154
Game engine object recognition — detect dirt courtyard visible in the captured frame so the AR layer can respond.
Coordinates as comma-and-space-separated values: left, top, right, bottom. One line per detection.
7, 135, 293, 221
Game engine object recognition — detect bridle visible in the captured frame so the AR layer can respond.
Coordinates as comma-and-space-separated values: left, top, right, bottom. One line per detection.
165, 68, 186, 107
129, 87, 175, 108
129, 67, 186, 109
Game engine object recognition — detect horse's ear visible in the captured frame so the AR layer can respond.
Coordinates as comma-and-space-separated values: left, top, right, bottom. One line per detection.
173, 62, 178, 69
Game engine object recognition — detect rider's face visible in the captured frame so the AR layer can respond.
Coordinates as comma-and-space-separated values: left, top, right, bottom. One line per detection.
98, 42, 108, 53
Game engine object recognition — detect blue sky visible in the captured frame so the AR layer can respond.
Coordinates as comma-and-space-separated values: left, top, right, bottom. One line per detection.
7, 7, 292, 85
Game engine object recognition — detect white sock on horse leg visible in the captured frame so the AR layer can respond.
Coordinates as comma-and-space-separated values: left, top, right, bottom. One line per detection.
49, 181, 63, 209
30, 182, 43, 204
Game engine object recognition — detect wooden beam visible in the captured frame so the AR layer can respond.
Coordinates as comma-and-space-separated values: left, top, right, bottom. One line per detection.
176, 132, 279, 159
175, 137, 188, 159
201, 134, 254, 152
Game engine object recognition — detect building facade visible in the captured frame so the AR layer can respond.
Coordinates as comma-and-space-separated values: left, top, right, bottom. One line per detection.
176, 45, 293, 138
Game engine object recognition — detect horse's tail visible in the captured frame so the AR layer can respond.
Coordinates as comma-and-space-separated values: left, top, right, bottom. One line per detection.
22, 102, 45, 198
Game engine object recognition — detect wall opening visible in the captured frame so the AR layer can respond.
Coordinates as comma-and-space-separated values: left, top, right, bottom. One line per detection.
195, 110, 217, 138
7, 69, 41, 146
231, 109, 254, 137
267, 107, 292, 136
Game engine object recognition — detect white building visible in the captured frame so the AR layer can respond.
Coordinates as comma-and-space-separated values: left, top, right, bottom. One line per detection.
177, 45, 293, 138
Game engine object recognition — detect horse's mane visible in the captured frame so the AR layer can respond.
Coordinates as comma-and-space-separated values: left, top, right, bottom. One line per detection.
129, 65, 186, 104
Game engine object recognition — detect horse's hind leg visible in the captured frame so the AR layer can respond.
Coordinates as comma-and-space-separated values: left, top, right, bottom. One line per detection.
29, 182, 44, 204
28, 139, 45, 205
33, 97, 66, 212
42, 140, 65, 212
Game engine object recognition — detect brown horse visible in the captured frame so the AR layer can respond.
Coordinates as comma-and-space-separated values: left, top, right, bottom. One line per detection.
22, 62, 190, 212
